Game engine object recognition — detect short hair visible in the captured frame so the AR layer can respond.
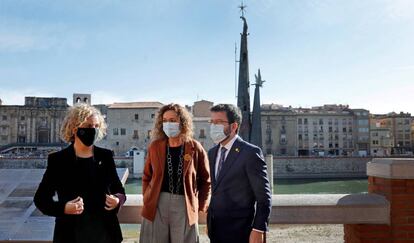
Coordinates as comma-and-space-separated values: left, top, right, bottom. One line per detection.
151, 103, 193, 142
60, 103, 107, 143
210, 104, 241, 126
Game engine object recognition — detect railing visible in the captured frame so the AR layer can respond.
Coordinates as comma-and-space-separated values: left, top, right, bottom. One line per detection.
0, 143, 66, 153
117, 193, 389, 225
1, 158, 414, 242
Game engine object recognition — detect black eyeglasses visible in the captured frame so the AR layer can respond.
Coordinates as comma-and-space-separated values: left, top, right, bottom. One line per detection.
208, 120, 230, 125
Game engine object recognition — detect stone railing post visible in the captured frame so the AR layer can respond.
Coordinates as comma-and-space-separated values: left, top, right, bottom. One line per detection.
344, 158, 414, 242
265, 154, 274, 193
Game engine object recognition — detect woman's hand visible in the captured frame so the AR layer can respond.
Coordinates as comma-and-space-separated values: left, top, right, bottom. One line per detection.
104, 194, 120, 211
64, 196, 84, 215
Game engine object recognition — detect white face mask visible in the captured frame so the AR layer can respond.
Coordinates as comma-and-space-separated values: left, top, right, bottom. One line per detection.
210, 124, 229, 144
163, 122, 180, 138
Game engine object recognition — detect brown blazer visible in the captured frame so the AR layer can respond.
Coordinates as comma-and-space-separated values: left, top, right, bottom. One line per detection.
141, 138, 211, 226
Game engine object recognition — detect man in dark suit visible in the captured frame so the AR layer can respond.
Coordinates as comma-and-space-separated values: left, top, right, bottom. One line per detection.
207, 104, 272, 243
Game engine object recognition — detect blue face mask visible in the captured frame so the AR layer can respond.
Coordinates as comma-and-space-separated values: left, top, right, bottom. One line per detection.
210, 124, 230, 144
163, 122, 180, 138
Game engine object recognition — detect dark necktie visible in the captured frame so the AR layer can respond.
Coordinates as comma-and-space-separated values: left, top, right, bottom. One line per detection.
216, 147, 227, 179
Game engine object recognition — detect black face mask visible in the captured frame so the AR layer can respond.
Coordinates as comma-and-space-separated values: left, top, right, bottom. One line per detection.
76, 128, 98, 147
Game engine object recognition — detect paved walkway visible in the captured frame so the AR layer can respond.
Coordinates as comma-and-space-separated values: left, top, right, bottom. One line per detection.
0, 169, 128, 242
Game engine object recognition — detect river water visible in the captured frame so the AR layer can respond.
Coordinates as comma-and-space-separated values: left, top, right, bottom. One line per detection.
125, 177, 368, 194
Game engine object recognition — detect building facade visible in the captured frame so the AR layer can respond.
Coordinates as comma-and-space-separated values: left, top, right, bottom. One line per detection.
97, 102, 163, 156
191, 100, 214, 150
370, 127, 394, 156
371, 112, 413, 154
0, 97, 68, 147
262, 104, 370, 156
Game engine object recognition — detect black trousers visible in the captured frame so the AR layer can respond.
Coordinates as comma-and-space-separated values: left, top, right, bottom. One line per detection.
207, 213, 253, 243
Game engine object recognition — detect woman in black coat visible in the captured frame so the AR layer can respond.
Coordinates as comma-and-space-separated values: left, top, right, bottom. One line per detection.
34, 103, 126, 243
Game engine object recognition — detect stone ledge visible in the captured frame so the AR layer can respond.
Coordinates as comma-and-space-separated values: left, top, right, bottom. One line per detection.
118, 193, 390, 225
367, 158, 414, 179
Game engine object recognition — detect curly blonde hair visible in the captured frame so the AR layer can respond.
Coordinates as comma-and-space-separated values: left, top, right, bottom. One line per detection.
151, 103, 193, 142
60, 103, 107, 143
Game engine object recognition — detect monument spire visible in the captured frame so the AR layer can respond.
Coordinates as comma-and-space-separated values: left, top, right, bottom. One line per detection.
238, 1, 247, 17
236, 2, 251, 142
251, 69, 265, 148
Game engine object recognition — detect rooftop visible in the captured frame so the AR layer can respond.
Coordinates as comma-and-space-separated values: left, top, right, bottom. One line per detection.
108, 102, 163, 109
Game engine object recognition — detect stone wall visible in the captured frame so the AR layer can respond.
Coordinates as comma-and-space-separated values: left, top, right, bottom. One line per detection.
0, 157, 133, 175
1, 156, 372, 179
274, 157, 371, 178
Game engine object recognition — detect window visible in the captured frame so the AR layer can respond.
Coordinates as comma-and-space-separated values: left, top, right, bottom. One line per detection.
134, 114, 139, 120
298, 118, 302, 125
199, 129, 206, 138
319, 119, 323, 125
358, 119, 369, 126
2, 116, 6, 121
18, 136, 26, 143
151, 114, 155, 119
133, 130, 139, 139
280, 134, 287, 144
304, 118, 308, 125
20, 116, 25, 121
329, 127, 333, 132
343, 127, 347, 132
1, 135, 7, 141
298, 134, 302, 140
121, 128, 126, 135
115, 141, 119, 146
113, 128, 119, 136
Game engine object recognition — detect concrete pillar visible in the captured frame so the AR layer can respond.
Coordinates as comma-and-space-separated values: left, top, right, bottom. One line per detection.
265, 154, 273, 193
344, 158, 414, 242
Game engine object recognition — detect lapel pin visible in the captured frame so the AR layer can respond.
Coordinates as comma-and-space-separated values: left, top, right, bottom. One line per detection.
184, 154, 192, 162
98, 161, 102, 165
235, 148, 240, 152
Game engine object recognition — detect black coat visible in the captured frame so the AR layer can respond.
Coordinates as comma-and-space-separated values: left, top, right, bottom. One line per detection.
207, 137, 272, 243
34, 144, 126, 243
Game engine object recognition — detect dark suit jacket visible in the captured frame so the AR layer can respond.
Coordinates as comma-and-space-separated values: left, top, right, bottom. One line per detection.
34, 144, 126, 243
207, 136, 271, 242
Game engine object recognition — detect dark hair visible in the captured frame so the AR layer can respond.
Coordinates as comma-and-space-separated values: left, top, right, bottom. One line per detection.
210, 104, 241, 126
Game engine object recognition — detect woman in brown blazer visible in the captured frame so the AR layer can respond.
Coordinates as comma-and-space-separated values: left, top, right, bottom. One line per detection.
140, 103, 211, 243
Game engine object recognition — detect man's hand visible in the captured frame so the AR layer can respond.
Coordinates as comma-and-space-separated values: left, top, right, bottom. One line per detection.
249, 230, 264, 243
104, 194, 120, 211
64, 196, 84, 215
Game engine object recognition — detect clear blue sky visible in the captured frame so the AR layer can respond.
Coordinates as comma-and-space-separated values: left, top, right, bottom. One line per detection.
1, 0, 413, 114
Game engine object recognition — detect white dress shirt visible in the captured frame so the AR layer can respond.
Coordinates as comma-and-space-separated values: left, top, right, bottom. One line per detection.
215, 135, 238, 179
